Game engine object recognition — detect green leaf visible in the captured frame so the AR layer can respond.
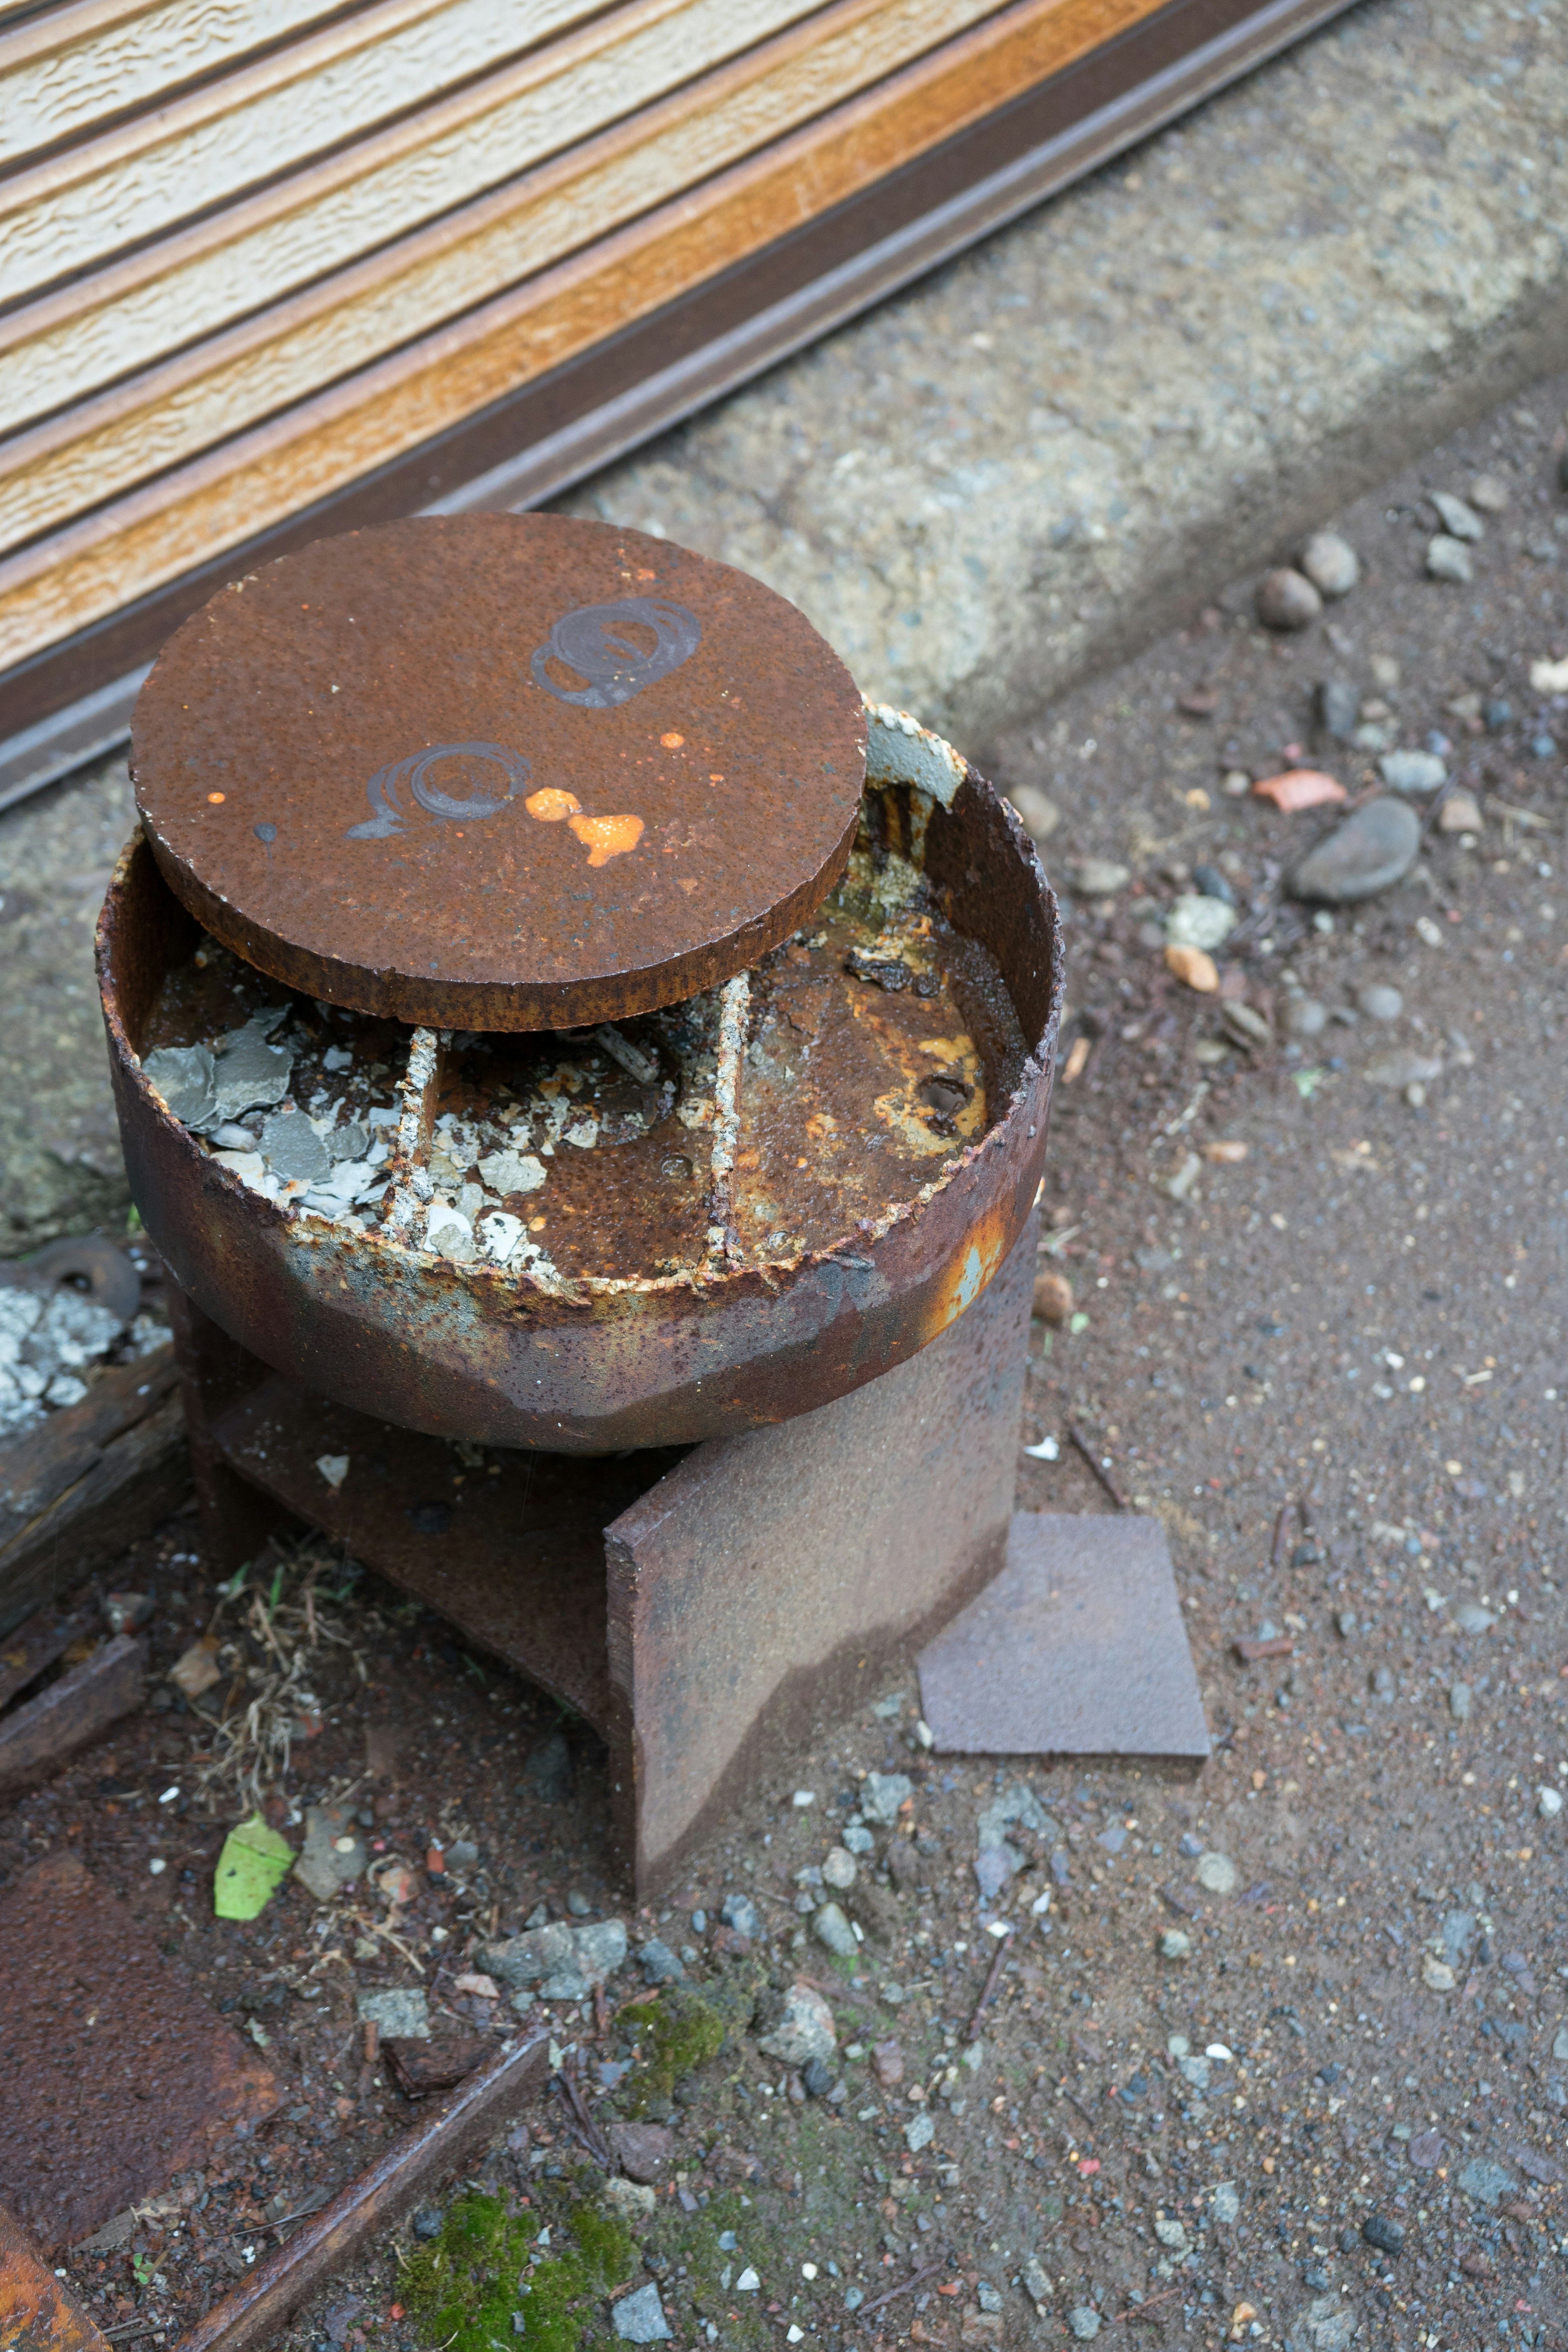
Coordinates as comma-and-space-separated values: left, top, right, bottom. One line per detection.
214, 1812, 295, 1920
1069, 1312, 1091, 1335
1291, 1066, 1328, 1099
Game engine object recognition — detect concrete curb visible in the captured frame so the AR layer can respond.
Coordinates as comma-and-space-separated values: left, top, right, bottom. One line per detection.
562, 0, 1568, 755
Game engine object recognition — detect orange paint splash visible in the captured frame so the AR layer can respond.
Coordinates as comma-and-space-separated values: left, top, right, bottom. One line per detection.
568, 812, 644, 867
525, 787, 582, 822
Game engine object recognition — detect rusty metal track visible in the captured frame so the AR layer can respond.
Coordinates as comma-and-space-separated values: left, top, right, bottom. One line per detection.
176, 2032, 552, 2352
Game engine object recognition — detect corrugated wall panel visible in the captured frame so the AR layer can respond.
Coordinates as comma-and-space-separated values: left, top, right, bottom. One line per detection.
0, 0, 1356, 782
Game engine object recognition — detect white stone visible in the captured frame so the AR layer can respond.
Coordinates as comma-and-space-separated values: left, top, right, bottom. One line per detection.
1166, 894, 1237, 953
425, 1201, 474, 1255
479, 1211, 525, 1261
477, 1148, 546, 1194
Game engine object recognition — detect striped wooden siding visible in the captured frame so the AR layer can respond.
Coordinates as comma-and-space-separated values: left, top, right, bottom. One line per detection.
0, 0, 1353, 760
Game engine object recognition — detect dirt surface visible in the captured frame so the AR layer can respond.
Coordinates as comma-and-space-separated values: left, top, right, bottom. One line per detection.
4, 382, 1568, 2352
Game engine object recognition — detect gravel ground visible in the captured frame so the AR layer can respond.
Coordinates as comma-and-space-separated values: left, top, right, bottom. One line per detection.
6, 382, 1568, 2352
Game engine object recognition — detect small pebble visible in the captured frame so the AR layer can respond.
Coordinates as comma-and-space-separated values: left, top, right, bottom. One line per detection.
1165, 945, 1218, 993
1221, 1002, 1271, 1051
1438, 788, 1482, 834
1256, 568, 1323, 630
1362, 2212, 1405, 2256
1300, 531, 1359, 598
1358, 982, 1403, 1021
1483, 696, 1512, 731
1379, 748, 1447, 794
1033, 1270, 1074, 1324
1070, 857, 1131, 898
1166, 893, 1237, 951
1364, 1049, 1443, 1090
1538, 1786, 1564, 1820
1158, 1930, 1191, 1960
813, 1902, 858, 1958
1370, 1665, 1395, 1702
1427, 535, 1473, 584
1195, 1851, 1236, 1895
1288, 797, 1421, 903
1007, 783, 1060, 841
1470, 473, 1509, 513
1450, 1682, 1472, 1722
1285, 995, 1328, 1040
1429, 490, 1483, 542
1316, 679, 1361, 739
1067, 2309, 1103, 2341
720, 1892, 762, 1940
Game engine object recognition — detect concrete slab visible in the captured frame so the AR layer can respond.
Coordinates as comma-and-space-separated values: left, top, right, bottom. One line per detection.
918, 1511, 1211, 1760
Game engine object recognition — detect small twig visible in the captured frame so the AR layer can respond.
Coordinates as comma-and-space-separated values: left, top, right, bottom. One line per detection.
362, 1916, 426, 1976
966, 1925, 1014, 2040
1419, 770, 1458, 846
359, 2016, 379, 2098
1067, 1423, 1129, 1511
554, 2056, 611, 2168
853, 2260, 947, 2323
1116, 2284, 1185, 2324
593, 1982, 610, 2040
1270, 1502, 1297, 1566
797, 1970, 876, 2014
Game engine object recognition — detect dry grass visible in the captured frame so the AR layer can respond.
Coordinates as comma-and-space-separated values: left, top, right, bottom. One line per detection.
186, 1537, 372, 1813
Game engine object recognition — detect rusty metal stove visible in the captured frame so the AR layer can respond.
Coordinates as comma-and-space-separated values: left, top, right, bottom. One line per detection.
97, 515, 1063, 1893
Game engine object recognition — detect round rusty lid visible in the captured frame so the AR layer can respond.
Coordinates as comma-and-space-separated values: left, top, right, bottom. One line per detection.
131, 514, 866, 1029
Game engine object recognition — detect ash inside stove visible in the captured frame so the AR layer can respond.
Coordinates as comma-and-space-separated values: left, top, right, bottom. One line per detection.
136, 791, 1025, 1283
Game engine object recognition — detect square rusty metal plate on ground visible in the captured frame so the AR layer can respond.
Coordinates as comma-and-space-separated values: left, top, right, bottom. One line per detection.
0, 1852, 282, 2252
917, 1512, 1211, 1760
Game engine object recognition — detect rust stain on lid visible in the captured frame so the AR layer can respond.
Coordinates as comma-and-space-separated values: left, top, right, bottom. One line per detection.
131, 514, 866, 1031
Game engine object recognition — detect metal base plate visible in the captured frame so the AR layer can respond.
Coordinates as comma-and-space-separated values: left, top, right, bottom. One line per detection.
917, 1511, 1211, 1761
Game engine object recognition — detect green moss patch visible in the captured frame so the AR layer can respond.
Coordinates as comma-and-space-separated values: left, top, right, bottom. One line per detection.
617, 1985, 737, 2117
401, 2193, 635, 2352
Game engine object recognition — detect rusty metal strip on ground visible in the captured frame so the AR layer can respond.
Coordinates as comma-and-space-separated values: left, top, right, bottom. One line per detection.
176, 2031, 552, 2352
